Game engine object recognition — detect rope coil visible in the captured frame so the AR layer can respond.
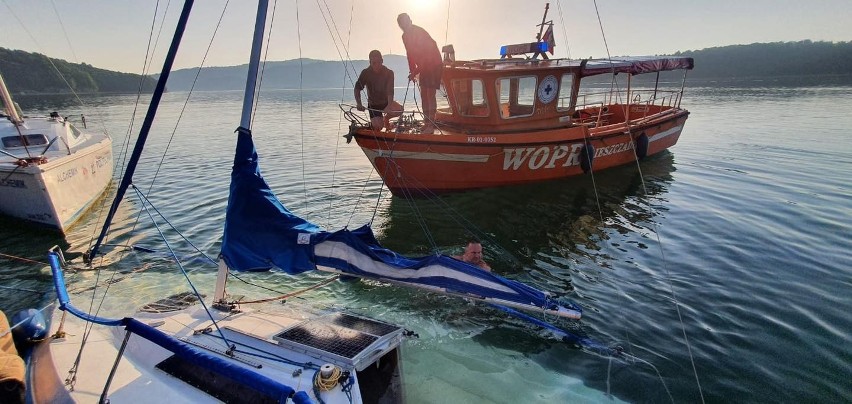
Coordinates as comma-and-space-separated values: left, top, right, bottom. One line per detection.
313, 364, 341, 391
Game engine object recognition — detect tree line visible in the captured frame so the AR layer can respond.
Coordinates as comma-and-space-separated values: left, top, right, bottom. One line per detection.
0, 47, 157, 95
676, 40, 852, 78
1, 40, 850, 94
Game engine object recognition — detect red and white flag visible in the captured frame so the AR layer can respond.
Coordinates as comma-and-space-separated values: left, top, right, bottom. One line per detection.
542, 24, 556, 54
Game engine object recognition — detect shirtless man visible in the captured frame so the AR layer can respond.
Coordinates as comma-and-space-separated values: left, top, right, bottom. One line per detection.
454, 240, 491, 271
354, 50, 401, 130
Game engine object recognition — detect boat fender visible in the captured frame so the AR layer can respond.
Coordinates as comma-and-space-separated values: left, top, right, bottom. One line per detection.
635, 132, 649, 160
579, 143, 595, 174
10, 309, 48, 346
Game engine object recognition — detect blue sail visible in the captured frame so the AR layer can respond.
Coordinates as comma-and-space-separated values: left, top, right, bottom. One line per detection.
220, 127, 582, 319
221, 127, 321, 273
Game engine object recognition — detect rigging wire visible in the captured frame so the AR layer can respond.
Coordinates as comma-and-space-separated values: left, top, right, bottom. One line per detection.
554, 0, 572, 59
325, 0, 357, 228
138, 0, 233, 233
234, 275, 339, 305
590, 1, 704, 401
61, 1, 173, 389
627, 137, 705, 403
132, 186, 234, 350
444, 0, 451, 46
296, 0, 309, 214
316, 0, 360, 84
252, 0, 278, 128
91, 0, 173, 254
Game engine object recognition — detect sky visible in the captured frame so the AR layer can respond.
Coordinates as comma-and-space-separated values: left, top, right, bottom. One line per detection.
1, 0, 850, 74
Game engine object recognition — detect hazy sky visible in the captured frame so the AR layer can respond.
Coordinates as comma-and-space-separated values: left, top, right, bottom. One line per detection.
1, 0, 850, 74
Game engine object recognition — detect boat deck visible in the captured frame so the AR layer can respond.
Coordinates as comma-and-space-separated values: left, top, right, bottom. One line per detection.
49, 302, 403, 403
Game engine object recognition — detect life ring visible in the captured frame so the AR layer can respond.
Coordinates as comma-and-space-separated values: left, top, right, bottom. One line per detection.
580, 143, 595, 174
635, 132, 649, 160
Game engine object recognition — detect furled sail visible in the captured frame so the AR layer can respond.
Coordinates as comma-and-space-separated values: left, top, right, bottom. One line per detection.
220, 127, 582, 319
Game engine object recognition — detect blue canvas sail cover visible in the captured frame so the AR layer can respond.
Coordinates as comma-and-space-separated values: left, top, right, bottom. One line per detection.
221, 127, 321, 273
220, 128, 581, 318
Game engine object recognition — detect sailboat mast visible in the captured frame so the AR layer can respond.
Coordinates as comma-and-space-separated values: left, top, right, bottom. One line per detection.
88, 0, 195, 262
0, 72, 23, 125
214, 0, 269, 304
240, 0, 269, 129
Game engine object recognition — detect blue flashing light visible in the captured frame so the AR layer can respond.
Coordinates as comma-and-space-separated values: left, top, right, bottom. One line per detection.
499, 42, 548, 57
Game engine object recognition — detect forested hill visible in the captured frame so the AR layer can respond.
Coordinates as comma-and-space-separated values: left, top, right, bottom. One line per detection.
162, 40, 852, 90
0, 47, 157, 95
2, 40, 850, 94
676, 41, 852, 79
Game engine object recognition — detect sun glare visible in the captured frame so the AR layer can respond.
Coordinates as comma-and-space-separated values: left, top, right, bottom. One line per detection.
406, 0, 441, 14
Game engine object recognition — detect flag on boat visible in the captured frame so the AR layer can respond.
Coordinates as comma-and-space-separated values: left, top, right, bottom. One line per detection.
542, 24, 555, 54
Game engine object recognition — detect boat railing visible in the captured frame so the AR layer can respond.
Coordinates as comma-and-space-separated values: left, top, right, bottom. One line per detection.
625, 89, 684, 124
339, 103, 429, 133
46, 249, 313, 403
570, 100, 612, 127
571, 88, 684, 126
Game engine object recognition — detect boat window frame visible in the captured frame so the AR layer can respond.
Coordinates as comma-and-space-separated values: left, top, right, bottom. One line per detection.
496, 75, 537, 119
556, 72, 576, 112
2, 134, 49, 149
450, 77, 490, 118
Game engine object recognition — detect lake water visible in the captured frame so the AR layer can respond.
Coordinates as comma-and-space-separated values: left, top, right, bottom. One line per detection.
1, 82, 850, 403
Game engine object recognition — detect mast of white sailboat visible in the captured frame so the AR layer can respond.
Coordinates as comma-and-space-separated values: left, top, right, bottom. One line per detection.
87, 0, 195, 262
214, 0, 269, 304
0, 73, 23, 125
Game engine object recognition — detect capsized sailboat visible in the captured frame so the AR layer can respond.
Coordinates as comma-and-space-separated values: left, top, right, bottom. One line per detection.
0, 73, 113, 232
33, 1, 589, 403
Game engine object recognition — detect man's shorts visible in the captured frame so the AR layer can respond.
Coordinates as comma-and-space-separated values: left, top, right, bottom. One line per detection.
368, 102, 388, 119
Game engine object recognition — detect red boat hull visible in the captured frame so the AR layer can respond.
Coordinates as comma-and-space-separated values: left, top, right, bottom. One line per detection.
353, 111, 688, 196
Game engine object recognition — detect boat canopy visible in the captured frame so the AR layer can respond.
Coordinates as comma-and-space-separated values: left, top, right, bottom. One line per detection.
578, 56, 694, 77
450, 55, 694, 77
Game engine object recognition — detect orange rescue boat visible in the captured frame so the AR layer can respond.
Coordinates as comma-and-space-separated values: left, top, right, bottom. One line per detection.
344, 14, 693, 197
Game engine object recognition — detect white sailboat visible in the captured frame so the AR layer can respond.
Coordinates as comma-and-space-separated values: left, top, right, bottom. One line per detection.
0, 73, 113, 233
23, 1, 595, 403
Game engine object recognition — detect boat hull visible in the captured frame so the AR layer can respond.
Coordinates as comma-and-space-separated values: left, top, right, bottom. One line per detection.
353, 111, 688, 196
0, 138, 113, 232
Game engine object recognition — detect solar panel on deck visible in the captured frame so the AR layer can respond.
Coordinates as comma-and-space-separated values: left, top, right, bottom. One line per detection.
275, 316, 378, 359
273, 312, 404, 369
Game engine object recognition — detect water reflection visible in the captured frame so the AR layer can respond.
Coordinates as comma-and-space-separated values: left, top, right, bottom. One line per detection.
377, 152, 676, 273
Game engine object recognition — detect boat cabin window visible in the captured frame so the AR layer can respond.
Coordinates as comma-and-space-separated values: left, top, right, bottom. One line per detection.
497, 76, 536, 118
451, 79, 489, 117
2, 134, 48, 148
557, 73, 575, 112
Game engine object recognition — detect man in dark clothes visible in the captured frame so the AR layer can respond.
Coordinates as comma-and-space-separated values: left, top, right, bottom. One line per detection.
397, 13, 443, 134
354, 50, 401, 131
